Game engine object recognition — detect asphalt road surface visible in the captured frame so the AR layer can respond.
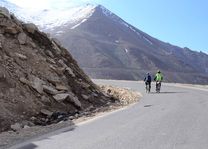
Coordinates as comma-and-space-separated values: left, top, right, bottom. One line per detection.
11, 80, 208, 149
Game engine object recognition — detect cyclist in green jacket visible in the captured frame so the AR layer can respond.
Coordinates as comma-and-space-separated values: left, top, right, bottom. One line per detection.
154, 70, 163, 92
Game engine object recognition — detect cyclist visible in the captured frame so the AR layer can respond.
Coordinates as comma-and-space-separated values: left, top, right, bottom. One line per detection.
144, 72, 152, 92
154, 70, 163, 92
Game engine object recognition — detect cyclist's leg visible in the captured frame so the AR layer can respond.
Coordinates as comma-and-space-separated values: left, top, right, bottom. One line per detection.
149, 82, 151, 92
145, 82, 149, 92
145, 82, 148, 92
159, 82, 161, 92
147, 82, 150, 92
155, 81, 158, 92
156, 81, 159, 92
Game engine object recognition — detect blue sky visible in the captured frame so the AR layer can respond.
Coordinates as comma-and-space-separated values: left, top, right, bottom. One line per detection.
98, 0, 208, 53
8, 0, 208, 53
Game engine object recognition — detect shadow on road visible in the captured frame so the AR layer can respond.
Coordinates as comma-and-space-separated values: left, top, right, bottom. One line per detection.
144, 105, 153, 107
149, 91, 186, 94
16, 144, 37, 149
12, 122, 76, 149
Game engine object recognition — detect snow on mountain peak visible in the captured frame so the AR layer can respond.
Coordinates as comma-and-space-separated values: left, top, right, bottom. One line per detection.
0, 1, 96, 30
31, 4, 96, 29
37, 5, 96, 29
0, 1, 143, 38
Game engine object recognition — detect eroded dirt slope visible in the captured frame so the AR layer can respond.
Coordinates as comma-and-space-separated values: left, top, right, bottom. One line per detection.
0, 7, 116, 132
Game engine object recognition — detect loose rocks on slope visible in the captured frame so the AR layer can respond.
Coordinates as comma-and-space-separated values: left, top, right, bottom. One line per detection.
0, 7, 116, 132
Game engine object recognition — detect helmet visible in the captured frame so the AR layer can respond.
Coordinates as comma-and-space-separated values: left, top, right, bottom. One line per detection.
146, 72, 149, 75
157, 70, 161, 73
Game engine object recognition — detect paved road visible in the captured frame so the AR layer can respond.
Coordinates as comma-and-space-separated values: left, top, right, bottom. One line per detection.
11, 80, 208, 149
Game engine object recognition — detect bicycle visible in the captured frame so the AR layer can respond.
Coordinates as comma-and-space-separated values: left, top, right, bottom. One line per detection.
145, 82, 151, 93
156, 81, 161, 93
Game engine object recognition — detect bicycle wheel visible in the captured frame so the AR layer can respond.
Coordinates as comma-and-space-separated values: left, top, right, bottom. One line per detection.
146, 84, 150, 93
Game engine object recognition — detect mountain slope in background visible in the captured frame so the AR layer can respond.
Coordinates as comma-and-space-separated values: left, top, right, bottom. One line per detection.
1, 1, 208, 84
46, 5, 208, 84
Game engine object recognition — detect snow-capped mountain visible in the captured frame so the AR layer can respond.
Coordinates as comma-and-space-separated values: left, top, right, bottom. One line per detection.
45, 5, 208, 84
26, 4, 96, 30
0, 1, 141, 35
1, 1, 208, 84
0, 0, 96, 30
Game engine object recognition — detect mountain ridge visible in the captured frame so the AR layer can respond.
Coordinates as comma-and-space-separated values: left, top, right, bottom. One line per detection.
1, 1, 208, 84
48, 5, 208, 84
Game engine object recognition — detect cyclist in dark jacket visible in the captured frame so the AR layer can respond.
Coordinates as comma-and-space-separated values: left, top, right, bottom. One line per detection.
144, 73, 152, 92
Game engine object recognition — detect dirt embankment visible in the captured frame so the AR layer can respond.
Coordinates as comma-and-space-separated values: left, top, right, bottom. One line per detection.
0, 7, 118, 133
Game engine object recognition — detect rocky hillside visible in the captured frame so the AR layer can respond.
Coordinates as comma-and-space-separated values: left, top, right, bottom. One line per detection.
0, 7, 116, 132
45, 5, 208, 84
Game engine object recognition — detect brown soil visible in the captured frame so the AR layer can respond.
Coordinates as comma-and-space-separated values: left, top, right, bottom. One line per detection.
0, 7, 117, 133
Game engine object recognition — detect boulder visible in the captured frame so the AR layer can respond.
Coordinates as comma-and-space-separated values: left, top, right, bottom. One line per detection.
40, 96, 51, 103
45, 50, 54, 58
18, 32, 27, 45
43, 85, 59, 95
31, 77, 44, 94
23, 23, 38, 33
0, 7, 10, 19
23, 125, 30, 129
82, 94, 90, 100
19, 77, 30, 85
11, 123, 22, 131
40, 109, 53, 117
5, 26, 20, 34
0, 34, 4, 49
21, 120, 35, 127
55, 84, 68, 91
52, 41, 61, 55
47, 77, 61, 85
20, 76, 43, 94
53, 93, 69, 102
58, 59, 68, 68
67, 92, 81, 108
15, 53, 27, 60
46, 58, 56, 64
30, 117, 37, 121
65, 67, 75, 77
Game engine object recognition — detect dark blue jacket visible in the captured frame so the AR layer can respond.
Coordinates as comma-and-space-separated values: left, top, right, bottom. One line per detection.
144, 74, 152, 82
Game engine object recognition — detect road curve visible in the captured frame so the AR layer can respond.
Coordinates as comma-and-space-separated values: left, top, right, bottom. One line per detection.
10, 80, 208, 149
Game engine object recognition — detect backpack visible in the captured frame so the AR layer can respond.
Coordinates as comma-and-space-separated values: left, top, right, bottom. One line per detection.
146, 75, 151, 82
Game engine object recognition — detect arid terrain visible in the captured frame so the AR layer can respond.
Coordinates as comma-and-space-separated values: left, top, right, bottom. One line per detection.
0, 7, 119, 133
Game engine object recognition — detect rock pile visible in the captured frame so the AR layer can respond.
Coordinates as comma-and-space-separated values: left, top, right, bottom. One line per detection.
0, 7, 116, 132
100, 85, 141, 105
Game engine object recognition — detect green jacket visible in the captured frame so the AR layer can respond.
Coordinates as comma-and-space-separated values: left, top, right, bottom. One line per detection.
154, 73, 163, 81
